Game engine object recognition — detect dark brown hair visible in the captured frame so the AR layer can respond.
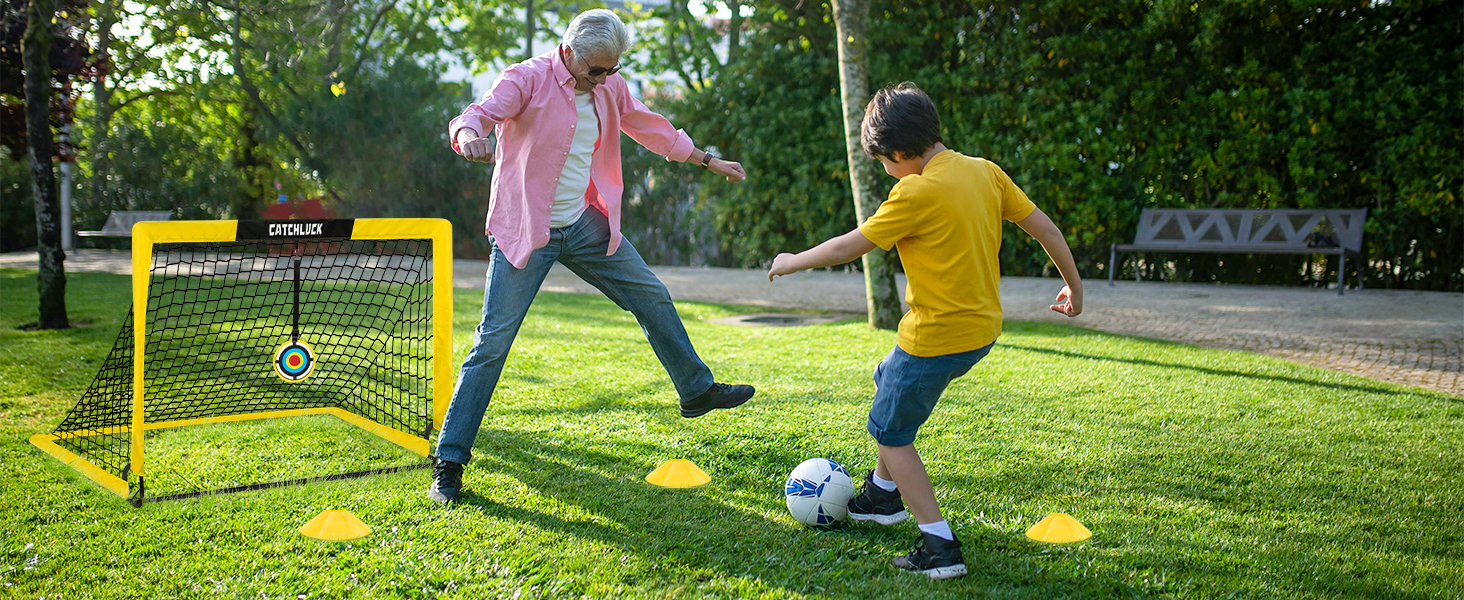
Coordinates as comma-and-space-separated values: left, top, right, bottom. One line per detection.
860, 82, 942, 161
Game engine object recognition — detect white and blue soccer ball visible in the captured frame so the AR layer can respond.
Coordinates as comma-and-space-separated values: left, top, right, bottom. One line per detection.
784, 458, 855, 527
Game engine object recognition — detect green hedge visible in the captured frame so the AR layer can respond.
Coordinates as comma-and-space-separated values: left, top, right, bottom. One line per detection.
663, 0, 1462, 290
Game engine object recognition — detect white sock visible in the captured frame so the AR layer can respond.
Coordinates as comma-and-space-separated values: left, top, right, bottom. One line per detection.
872, 473, 898, 492
918, 520, 954, 541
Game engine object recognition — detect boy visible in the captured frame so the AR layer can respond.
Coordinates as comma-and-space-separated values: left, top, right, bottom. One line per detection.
767, 83, 1083, 579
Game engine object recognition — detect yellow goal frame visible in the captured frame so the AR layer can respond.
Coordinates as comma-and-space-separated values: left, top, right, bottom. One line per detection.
29, 218, 454, 502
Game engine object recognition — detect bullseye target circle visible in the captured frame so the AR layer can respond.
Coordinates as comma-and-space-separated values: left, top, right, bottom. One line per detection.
273, 340, 316, 382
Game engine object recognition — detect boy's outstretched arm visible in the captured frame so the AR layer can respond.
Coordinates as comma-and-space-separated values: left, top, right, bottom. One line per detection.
1015, 208, 1084, 317
767, 229, 878, 281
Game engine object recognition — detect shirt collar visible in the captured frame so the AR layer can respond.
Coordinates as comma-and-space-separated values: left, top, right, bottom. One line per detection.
551, 45, 576, 88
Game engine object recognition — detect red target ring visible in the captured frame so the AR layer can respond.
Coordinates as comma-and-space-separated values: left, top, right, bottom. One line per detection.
273, 341, 316, 382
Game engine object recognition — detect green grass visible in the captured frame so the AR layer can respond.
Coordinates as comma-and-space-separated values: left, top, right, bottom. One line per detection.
2, 269, 1461, 599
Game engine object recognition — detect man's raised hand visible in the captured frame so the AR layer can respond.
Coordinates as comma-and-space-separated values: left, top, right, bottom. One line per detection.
710, 158, 746, 183
457, 130, 496, 163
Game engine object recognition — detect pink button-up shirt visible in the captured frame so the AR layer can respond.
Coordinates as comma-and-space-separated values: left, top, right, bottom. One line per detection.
449, 47, 696, 269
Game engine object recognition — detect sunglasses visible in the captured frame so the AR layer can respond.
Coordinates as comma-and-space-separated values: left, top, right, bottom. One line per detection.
587, 64, 621, 78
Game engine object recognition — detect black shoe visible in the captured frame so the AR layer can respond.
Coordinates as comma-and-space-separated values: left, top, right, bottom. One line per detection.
892, 532, 968, 580
427, 459, 464, 504
847, 470, 909, 525
680, 383, 755, 418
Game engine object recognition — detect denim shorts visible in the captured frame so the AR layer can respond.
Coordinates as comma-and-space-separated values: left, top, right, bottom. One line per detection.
867, 343, 993, 447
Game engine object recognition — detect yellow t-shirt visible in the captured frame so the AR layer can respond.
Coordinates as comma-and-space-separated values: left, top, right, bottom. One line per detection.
858, 151, 1037, 357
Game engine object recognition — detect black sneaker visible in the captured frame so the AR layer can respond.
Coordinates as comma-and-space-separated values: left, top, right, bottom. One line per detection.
427, 459, 464, 504
892, 532, 968, 580
847, 470, 909, 525
680, 383, 755, 418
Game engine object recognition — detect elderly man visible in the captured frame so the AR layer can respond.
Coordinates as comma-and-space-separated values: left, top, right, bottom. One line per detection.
429, 9, 754, 503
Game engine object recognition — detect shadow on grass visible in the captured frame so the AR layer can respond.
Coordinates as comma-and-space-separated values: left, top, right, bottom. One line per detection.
445, 428, 1146, 598
998, 342, 1429, 399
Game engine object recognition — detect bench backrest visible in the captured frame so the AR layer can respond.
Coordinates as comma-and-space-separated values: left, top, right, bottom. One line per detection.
104, 211, 173, 234
1132, 209, 1366, 252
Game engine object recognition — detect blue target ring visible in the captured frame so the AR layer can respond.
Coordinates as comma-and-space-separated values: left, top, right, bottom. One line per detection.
273, 341, 316, 382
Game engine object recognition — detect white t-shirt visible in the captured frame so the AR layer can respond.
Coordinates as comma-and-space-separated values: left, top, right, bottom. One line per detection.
550, 90, 597, 228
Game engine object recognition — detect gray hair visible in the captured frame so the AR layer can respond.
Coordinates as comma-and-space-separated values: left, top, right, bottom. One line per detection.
562, 9, 631, 60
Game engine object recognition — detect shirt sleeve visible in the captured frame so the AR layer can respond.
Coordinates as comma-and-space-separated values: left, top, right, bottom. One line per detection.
990, 161, 1038, 222
615, 78, 695, 163
858, 182, 921, 251
448, 65, 532, 153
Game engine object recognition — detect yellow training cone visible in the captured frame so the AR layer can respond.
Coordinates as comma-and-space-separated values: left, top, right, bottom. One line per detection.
645, 459, 711, 488
299, 510, 373, 542
1025, 513, 1092, 544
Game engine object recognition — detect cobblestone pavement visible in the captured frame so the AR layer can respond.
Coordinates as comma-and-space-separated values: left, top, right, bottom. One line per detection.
6, 249, 1460, 397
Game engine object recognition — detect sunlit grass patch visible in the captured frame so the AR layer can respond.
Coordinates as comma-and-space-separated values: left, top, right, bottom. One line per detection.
3, 269, 1460, 599
139, 414, 427, 497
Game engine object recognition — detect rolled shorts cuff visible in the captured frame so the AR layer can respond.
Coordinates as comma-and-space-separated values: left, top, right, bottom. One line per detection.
865, 343, 992, 448
866, 420, 918, 447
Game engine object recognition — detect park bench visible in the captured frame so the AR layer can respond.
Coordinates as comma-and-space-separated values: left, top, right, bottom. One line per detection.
1109, 208, 1367, 295
77, 211, 173, 238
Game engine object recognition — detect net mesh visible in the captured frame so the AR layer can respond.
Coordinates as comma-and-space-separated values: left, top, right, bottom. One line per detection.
50, 238, 435, 488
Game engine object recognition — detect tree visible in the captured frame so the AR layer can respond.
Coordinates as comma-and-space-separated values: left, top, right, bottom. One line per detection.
829, 0, 898, 329
22, 0, 66, 328
84, 0, 195, 218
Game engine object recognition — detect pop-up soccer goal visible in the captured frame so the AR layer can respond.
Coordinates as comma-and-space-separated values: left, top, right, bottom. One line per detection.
30, 219, 453, 506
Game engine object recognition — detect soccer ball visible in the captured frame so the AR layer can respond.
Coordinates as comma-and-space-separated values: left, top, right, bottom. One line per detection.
784, 458, 855, 527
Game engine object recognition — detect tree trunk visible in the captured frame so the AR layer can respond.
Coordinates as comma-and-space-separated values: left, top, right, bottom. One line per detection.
665, 0, 696, 90
24, 0, 69, 329
830, 0, 899, 330
90, 0, 118, 216
234, 105, 264, 219
727, 0, 742, 66
524, 0, 534, 60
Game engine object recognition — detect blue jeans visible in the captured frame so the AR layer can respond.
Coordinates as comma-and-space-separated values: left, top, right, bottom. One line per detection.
867, 344, 993, 447
434, 209, 716, 465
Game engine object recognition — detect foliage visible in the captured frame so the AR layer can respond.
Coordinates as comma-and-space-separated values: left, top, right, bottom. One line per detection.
619, 139, 732, 266
4, 269, 1463, 597
0, 0, 89, 157
0, 0, 542, 257
0, 147, 37, 251
0, 0, 90, 254
75, 96, 251, 228
294, 58, 497, 258
6, 0, 1458, 290
645, 0, 1463, 290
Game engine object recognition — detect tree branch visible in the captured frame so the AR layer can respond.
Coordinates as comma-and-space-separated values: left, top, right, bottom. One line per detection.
230, 7, 323, 177
665, 0, 699, 92
345, 0, 399, 81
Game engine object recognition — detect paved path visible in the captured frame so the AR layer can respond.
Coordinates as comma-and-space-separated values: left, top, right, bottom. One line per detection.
5, 249, 1461, 397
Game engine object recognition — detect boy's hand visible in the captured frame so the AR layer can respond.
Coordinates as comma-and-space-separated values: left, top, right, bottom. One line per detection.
767, 253, 800, 281
1050, 285, 1082, 317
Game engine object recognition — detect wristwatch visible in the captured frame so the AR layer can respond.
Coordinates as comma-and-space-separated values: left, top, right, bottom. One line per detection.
700, 152, 713, 169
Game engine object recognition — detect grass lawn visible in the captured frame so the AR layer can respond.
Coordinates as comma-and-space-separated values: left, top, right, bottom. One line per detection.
2, 269, 1461, 599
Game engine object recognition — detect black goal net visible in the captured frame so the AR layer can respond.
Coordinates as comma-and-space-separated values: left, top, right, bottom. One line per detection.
47, 236, 437, 504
